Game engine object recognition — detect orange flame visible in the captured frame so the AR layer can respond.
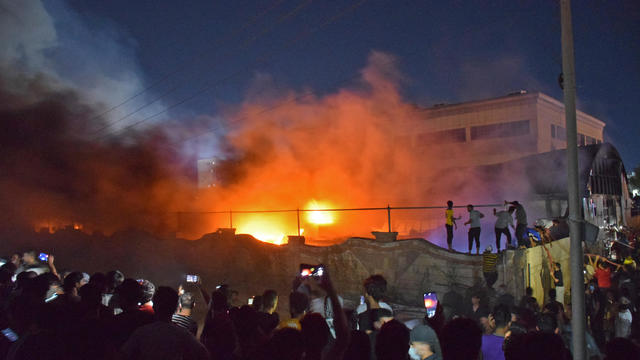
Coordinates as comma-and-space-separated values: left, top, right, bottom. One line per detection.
305, 200, 335, 225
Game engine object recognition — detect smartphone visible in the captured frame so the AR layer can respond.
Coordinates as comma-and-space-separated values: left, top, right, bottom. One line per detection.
186, 274, 199, 283
360, 296, 365, 305
300, 264, 324, 277
38, 253, 49, 262
424, 292, 438, 318
248, 297, 254, 305
45, 293, 58, 303
1, 328, 18, 342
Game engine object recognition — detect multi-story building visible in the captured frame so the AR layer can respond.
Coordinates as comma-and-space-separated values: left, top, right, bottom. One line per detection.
405, 91, 605, 167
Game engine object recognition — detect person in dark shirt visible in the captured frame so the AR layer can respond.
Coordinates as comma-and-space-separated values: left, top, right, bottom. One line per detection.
552, 263, 564, 306
467, 294, 490, 333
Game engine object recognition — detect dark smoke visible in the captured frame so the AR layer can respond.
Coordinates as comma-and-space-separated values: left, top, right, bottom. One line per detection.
0, 70, 193, 233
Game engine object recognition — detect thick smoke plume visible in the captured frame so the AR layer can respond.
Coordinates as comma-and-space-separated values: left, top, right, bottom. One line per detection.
190, 52, 533, 244
0, 70, 193, 233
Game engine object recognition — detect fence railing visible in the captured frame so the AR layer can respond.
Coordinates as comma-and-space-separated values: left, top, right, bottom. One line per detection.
175, 203, 503, 240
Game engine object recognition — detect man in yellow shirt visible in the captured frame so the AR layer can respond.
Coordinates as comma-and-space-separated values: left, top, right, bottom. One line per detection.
445, 201, 461, 251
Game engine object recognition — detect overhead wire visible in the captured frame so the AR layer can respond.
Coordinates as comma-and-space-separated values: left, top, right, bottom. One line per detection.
97, 0, 369, 140
166, 2, 522, 147
90, 0, 301, 137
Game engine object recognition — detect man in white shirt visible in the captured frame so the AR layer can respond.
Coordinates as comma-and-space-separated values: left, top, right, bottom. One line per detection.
464, 205, 485, 254
493, 207, 514, 252
616, 297, 632, 338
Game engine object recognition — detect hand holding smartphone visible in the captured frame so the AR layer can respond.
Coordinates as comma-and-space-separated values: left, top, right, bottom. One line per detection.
186, 274, 199, 283
38, 253, 49, 262
299, 264, 324, 278
424, 292, 438, 318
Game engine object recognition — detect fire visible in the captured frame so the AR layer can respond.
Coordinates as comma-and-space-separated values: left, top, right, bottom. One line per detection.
235, 214, 304, 245
306, 200, 335, 225
232, 199, 336, 245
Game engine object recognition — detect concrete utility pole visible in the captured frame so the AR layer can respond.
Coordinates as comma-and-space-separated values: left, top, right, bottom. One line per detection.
560, 0, 587, 358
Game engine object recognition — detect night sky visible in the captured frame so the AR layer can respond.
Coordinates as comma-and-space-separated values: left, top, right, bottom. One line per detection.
5, 1, 640, 168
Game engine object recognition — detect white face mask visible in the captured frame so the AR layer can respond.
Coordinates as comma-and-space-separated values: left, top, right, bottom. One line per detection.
409, 346, 421, 360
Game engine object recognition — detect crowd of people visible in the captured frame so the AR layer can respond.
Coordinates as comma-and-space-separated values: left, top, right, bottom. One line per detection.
0, 249, 639, 360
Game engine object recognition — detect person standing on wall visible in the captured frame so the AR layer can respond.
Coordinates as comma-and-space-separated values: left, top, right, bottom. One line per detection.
445, 200, 461, 252
505, 201, 527, 248
464, 204, 484, 255
493, 207, 514, 253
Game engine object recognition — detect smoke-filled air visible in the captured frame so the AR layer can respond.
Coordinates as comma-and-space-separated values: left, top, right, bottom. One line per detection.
2, 44, 536, 246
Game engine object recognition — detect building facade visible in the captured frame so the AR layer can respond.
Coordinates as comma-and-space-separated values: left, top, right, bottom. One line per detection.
405, 91, 606, 167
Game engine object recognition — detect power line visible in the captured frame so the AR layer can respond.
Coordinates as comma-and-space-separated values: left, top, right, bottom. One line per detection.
167, 5, 520, 147
89, 0, 288, 135
98, 0, 369, 140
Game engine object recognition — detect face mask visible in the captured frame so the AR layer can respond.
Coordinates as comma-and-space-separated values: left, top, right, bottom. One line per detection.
409, 346, 421, 360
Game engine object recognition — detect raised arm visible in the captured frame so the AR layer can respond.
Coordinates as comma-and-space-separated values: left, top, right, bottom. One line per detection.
320, 268, 350, 360
47, 254, 60, 280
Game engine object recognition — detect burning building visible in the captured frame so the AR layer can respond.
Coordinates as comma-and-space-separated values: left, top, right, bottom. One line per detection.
191, 90, 615, 248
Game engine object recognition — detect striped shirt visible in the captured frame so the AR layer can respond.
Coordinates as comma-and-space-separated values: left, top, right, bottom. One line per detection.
171, 314, 198, 336
482, 252, 498, 272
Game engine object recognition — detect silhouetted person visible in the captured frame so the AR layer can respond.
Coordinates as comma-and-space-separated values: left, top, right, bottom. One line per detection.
441, 318, 482, 360
107, 279, 154, 347
257, 289, 279, 335
604, 337, 640, 360
278, 291, 309, 330
266, 327, 304, 360
122, 286, 209, 360
375, 319, 410, 360
345, 330, 371, 360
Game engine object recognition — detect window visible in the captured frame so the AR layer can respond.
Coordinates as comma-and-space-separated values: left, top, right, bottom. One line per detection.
470, 120, 530, 140
586, 136, 597, 145
578, 134, 586, 146
417, 128, 466, 144
551, 124, 556, 138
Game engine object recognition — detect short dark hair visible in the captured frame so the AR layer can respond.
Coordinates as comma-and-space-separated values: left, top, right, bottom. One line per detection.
262, 289, 278, 310
548, 288, 557, 299
447, 201, 453, 207
63, 271, 84, 292
537, 313, 558, 334
375, 320, 410, 360
179, 292, 195, 309
371, 308, 393, 322
441, 318, 482, 360
364, 275, 387, 302
153, 286, 179, 319
467, 204, 474, 209
492, 304, 511, 328
525, 287, 533, 296
289, 291, 309, 318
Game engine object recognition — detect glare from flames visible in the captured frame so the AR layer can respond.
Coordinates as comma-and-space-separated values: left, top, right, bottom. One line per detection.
234, 214, 306, 245
305, 200, 335, 225
233, 200, 336, 245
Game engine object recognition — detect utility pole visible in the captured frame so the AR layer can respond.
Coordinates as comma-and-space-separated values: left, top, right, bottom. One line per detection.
560, 0, 586, 358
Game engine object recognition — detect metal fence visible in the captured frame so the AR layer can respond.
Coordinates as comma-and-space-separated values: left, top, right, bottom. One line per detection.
175, 203, 503, 241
